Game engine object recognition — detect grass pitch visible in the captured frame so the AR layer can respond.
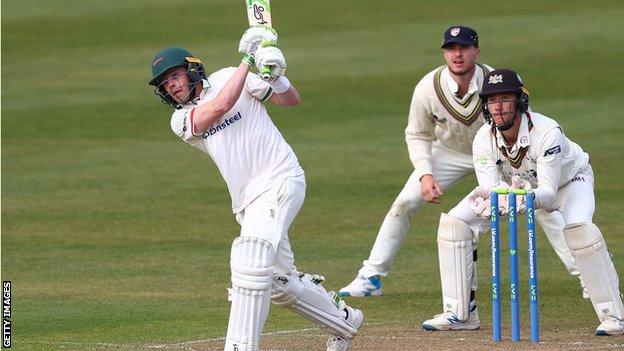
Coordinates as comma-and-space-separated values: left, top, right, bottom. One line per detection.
2, 0, 624, 349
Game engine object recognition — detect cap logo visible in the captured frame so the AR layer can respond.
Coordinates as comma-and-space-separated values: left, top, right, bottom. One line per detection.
488, 74, 503, 84
152, 56, 165, 67
186, 56, 202, 64
450, 27, 460, 36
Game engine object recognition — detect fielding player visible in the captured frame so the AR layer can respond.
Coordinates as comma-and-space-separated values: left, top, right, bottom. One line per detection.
148, 28, 363, 351
423, 68, 624, 335
339, 25, 581, 299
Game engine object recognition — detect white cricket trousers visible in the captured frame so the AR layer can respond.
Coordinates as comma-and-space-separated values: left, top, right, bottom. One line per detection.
225, 175, 306, 351
237, 174, 306, 275
359, 142, 577, 279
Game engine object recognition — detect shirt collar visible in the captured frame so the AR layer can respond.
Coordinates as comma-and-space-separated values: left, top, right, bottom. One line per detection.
495, 113, 531, 152
443, 66, 481, 98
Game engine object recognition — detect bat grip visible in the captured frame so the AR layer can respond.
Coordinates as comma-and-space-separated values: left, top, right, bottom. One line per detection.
261, 66, 272, 80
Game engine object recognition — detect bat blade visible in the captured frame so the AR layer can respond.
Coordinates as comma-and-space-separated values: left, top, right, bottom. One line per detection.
245, 0, 273, 80
247, 0, 272, 27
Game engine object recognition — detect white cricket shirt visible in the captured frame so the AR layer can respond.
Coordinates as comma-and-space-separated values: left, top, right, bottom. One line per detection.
170, 67, 304, 213
472, 112, 590, 210
405, 63, 493, 180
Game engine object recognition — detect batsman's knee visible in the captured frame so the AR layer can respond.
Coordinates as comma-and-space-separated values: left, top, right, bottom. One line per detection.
230, 236, 275, 294
271, 273, 301, 306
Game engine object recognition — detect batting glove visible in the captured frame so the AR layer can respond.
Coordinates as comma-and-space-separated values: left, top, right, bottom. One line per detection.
255, 42, 286, 82
242, 53, 255, 67
238, 26, 278, 55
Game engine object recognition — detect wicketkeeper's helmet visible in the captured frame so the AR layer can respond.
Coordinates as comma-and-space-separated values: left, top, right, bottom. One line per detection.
149, 47, 206, 109
479, 69, 530, 128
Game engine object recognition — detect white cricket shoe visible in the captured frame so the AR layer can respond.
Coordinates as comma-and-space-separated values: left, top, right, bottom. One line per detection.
326, 300, 364, 351
338, 275, 382, 297
596, 315, 624, 336
422, 307, 480, 331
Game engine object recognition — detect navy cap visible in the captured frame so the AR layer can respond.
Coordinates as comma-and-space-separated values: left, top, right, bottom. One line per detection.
441, 25, 479, 48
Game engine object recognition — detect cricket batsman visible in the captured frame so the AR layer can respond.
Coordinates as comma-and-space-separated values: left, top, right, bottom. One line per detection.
339, 25, 583, 301
148, 27, 363, 351
423, 68, 624, 335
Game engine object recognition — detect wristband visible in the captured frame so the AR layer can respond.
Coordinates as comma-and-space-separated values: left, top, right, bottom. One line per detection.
242, 54, 255, 67
270, 76, 291, 94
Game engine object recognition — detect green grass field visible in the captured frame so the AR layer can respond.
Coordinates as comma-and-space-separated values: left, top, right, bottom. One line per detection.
3, 0, 624, 349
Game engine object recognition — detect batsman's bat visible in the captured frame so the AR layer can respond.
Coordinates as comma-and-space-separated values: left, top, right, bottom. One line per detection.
245, 0, 273, 80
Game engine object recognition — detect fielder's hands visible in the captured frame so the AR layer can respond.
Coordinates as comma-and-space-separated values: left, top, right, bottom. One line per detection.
238, 26, 278, 55
420, 174, 443, 203
255, 43, 286, 82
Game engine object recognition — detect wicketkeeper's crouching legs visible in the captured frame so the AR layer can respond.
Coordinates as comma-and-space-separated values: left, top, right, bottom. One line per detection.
422, 213, 481, 331
565, 222, 624, 335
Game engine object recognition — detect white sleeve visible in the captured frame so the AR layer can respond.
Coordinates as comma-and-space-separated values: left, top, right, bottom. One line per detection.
170, 109, 200, 142
245, 72, 273, 102
472, 131, 501, 190
405, 85, 435, 180
533, 127, 564, 210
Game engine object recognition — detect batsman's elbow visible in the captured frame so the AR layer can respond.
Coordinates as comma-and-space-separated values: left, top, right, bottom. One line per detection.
288, 94, 301, 106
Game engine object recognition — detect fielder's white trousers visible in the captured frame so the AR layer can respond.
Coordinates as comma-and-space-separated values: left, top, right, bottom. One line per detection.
360, 142, 474, 277
359, 142, 578, 279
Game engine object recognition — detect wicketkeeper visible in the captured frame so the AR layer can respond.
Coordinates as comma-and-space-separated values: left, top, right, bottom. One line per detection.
148, 27, 363, 351
423, 68, 624, 335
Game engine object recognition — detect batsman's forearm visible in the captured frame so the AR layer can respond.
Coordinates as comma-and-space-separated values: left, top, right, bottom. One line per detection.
194, 63, 250, 132
214, 62, 251, 110
270, 82, 300, 106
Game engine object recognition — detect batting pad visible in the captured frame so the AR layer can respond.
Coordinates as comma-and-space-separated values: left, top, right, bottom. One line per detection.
437, 212, 475, 320
225, 236, 275, 351
271, 273, 358, 339
565, 222, 624, 320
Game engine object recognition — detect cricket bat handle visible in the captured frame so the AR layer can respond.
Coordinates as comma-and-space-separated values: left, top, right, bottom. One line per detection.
261, 66, 272, 80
